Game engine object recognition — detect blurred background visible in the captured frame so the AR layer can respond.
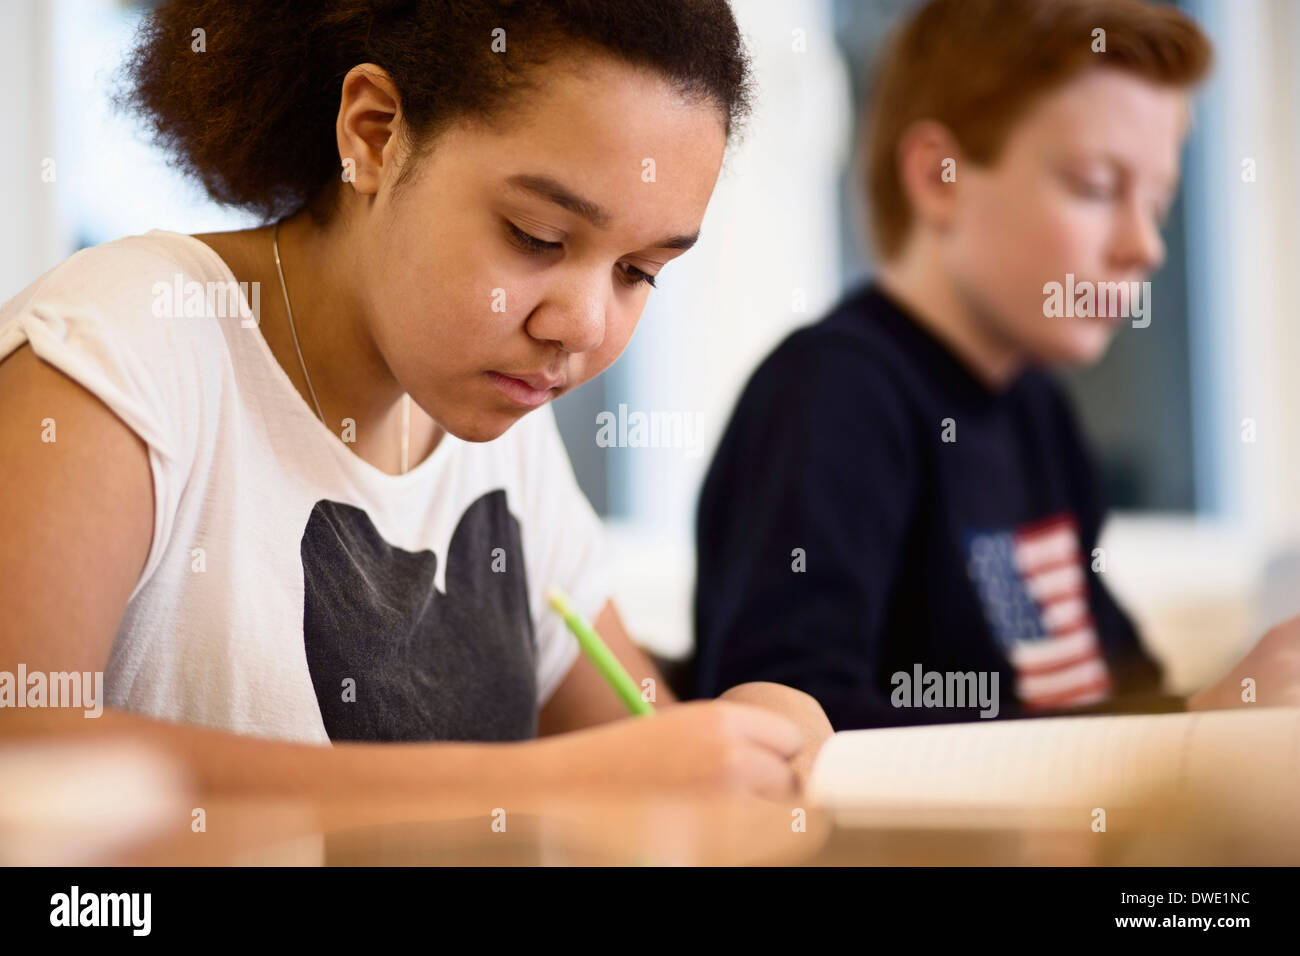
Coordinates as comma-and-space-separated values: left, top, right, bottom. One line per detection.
4, 0, 1298, 695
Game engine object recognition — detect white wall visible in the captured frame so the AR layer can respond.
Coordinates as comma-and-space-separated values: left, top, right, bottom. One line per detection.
1, 0, 255, 306
1185, 0, 1300, 533
0, 0, 58, 302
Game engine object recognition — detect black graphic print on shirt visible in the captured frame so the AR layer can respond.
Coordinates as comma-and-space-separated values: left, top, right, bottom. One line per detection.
299, 491, 538, 743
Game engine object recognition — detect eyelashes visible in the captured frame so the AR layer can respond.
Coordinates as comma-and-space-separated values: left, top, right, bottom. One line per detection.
1059, 166, 1119, 202
1068, 178, 1119, 202
1061, 174, 1172, 226
506, 220, 561, 254
504, 221, 657, 288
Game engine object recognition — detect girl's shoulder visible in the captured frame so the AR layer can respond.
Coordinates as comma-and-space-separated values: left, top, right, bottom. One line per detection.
0, 229, 238, 470
1, 229, 238, 364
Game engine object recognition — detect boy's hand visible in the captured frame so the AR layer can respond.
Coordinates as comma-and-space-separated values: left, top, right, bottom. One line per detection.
1187, 612, 1300, 711
717, 682, 834, 791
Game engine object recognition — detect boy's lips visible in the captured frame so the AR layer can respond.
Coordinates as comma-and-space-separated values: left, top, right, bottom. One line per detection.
487, 370, 564, 407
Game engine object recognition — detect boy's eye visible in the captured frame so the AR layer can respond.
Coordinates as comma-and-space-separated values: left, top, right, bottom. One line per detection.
1073, 179, 1118, 201
1061, 168, 1119, 202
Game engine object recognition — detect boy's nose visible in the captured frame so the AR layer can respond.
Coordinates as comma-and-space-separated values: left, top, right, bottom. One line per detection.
1111, 198, 1166, 276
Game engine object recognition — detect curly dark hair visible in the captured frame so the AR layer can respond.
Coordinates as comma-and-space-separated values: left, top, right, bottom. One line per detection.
116, 0, 753, 225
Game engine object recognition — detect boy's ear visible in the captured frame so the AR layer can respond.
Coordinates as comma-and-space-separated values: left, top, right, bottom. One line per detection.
894, 120, 964, 235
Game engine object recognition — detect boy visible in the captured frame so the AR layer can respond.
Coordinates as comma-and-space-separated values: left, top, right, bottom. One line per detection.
694, 0, 1299, 728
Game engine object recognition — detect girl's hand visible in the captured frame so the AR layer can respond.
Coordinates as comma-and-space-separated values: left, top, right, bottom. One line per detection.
543, 698, 806, 799
1187, 612, 1300, 711
716, 682, 835, 791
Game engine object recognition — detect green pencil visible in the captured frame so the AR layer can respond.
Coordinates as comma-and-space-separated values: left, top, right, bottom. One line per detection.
545, 587, 655, 716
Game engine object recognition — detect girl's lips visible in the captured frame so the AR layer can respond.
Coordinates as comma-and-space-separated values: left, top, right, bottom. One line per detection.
487, 371, 555, 407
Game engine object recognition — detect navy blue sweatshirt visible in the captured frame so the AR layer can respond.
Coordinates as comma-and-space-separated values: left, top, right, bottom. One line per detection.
693, 282, 1184, 729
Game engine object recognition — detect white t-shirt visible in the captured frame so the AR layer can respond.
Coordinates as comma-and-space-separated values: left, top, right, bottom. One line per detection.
0, 230, 610, 744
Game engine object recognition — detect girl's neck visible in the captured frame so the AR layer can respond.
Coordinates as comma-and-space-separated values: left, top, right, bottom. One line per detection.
194, 210, 441, 475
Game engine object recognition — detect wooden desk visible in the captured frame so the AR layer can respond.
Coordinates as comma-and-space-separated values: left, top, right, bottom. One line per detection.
5, 734, 1295, 866
106, 788, 1300, 866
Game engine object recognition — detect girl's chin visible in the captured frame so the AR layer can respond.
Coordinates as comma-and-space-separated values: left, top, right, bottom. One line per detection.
439, 407, 531, 444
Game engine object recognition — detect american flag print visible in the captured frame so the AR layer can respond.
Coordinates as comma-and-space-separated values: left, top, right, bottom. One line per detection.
963, 513, 1113, 710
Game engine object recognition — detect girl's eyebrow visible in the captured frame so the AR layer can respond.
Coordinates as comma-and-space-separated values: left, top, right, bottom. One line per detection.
505, 172, 700, 251
508, 173, 610, 226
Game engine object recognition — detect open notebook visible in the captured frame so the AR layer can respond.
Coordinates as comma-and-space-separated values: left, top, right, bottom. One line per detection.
807, 707, 1300, 829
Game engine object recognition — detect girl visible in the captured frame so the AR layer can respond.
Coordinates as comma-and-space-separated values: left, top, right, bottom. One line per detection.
0, 0, 831, 802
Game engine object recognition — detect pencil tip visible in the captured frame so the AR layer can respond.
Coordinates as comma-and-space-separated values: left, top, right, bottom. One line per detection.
544, 587, 567, 613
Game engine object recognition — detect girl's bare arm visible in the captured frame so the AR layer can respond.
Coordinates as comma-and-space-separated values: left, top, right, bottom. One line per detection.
0, 346, 807, 805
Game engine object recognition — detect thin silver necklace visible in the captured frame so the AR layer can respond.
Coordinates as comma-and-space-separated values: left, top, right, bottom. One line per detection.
273, 220, 411, 474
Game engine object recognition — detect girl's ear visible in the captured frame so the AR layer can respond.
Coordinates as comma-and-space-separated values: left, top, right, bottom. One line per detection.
335, 64, 404, 198
894, 119, 964, 235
